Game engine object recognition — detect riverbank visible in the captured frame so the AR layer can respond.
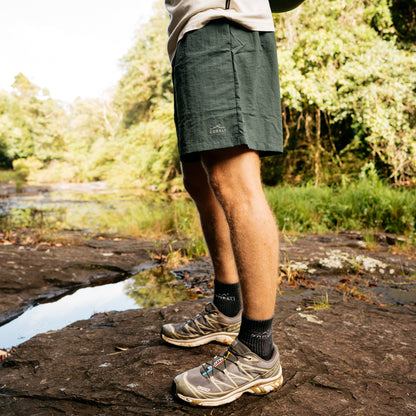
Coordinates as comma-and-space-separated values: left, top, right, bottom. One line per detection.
0, 230, 415, 414
1, 229, 414, 326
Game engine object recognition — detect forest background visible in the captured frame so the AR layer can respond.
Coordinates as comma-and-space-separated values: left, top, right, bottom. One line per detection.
0, 0, 415, 241
0, 0, 415, 188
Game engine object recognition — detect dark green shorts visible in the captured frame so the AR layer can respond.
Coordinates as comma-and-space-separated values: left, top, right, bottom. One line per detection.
172, 19, 283, 162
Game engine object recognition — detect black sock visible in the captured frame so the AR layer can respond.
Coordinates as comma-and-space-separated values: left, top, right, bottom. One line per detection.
213, 280, 241, 318
237, 315, 274, 360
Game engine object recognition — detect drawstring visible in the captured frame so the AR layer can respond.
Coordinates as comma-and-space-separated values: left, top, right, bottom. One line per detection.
225, 0, 230, 9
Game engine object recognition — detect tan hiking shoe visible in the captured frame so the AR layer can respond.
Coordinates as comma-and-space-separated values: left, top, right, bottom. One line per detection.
173, 338, 283, 406
161, 302, 241, 347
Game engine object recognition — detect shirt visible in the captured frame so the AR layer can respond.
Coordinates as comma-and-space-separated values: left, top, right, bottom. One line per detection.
165, 0, 274, 62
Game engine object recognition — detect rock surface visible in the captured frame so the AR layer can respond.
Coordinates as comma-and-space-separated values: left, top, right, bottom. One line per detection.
0, 233, 170, 325
0, 231, 415, 415
1, 294, 415, 415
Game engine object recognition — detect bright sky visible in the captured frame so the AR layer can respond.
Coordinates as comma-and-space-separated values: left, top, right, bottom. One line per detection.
0, 0, 158, 102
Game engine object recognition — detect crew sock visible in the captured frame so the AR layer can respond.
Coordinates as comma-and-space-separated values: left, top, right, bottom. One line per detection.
237, 314, 274, 361
213, 280, 241, 318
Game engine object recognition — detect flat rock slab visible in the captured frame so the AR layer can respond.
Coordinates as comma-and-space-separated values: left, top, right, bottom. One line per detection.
0, 231, 415, 414
0, 235, 176, 325
1, 291, 415, 415
1, 230, 415, 326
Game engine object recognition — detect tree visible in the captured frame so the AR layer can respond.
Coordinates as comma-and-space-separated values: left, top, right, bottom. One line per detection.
110, 2, 180, 190
271, 0, 416, 185
390, 0, 416, 44
62, 97, 121, 181
115, 2, 173, 127
0, 73, 67, 163
2, 0, 414, 188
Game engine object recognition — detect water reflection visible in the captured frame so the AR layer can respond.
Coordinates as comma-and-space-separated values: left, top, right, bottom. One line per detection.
0, 266, 194, 350
126, 267, 192, 308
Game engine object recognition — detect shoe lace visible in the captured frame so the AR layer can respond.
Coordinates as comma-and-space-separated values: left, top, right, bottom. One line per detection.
185, 304, 212, 330
200, 347, 242, 378
185, 311, 206, 328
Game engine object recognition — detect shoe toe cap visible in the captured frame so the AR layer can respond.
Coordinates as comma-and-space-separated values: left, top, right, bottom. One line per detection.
161, 324, 175, 337
173, 368, 203, 399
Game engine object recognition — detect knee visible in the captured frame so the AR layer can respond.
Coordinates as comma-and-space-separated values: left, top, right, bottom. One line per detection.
201, 148, 263, 205
206, 165, 263, 211
205, 168, 229, 201
206, 167, 245, 209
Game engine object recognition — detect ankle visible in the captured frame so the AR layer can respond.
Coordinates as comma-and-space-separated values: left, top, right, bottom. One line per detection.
237, 314, 274, 360
213, 280, 241, 317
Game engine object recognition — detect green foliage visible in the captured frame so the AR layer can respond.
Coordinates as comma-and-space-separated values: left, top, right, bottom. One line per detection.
272, 0, 416, 185
266, 176, 416, 236
28, 3, 180, 190
62, 97, 120, 181
110, 3, 179, 190
0, 73, 66, 164
2, 181, 414, 253
115, 3, 172, 127
183, 236, 208, 258
0, 0, 414, 190
0, 159, 34, 192
0, 90, 33, 162
108, 101, 181, 190
313, 292, 330, 310
11, 159, 30, 192
0, 206, 58, 231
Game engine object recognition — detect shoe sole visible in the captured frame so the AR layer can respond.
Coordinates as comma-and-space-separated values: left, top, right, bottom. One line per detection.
174, 367, 283, 407
161, 331, 238, 348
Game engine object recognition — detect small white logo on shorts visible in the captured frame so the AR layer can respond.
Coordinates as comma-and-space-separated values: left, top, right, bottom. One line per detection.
209, 123, 226, 134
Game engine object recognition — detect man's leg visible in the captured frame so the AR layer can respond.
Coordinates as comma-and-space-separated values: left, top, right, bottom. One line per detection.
201, 147, 279, 321
201, 147, 279, 359
182, 161, 242, 318
181, 161, 239, 287
172, 147, 282, 406
160, 160, 242, 347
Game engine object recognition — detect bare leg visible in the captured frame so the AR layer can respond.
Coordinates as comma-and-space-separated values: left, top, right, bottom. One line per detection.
201, 147, 279, 320
181, 161, 239, 285
171, 148, 282, 405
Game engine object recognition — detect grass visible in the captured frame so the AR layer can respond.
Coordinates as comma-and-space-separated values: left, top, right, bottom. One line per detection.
183, 236, 207, 258
0, 171, 16, 182
173, 178, 415, 255
265, 178, 416, 239
337, 282, 369, 302
313, 292, 330, 310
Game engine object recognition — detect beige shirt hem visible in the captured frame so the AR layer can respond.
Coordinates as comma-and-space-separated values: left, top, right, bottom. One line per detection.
166, 6, 275, 63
